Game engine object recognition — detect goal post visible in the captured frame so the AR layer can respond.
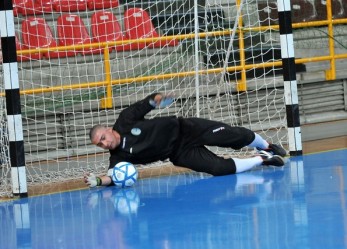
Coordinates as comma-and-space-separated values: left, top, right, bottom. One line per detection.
277, 0, 302, 156
0, 0, 302, 197
0, 1, 28, 197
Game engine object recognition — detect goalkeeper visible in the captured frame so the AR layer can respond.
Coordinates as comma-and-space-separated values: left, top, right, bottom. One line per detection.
84, 93, 287, 187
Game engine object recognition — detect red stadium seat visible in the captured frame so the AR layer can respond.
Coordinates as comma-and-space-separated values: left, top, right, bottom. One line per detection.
57, 14, 98, 55
36, 0, 55, 12
20, 0, 87, 14
124, 7, 178, 49
53, 0, 87, 12
19, 0, 53, 15
15, 34, 42, 61
91, 11, 127, 52
22, 17, 73, 59
87, 0, 119, 10
12, 0, 29, 16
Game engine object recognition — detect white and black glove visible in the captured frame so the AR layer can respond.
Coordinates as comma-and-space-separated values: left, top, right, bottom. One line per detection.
84, 173, 101, 188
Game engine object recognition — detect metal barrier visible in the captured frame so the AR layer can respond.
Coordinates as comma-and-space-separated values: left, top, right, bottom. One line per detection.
12, 0, 347, 108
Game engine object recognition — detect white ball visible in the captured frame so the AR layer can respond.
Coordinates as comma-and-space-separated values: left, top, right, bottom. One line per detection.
111, 162, 138, 188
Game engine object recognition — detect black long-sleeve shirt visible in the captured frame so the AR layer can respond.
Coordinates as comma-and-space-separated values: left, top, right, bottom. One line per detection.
109, 94, 180, 168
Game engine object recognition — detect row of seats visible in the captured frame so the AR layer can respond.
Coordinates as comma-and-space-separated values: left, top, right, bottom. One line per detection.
15, 8, 179, 61
258, 0, 347, 25
13, 0, 119, 16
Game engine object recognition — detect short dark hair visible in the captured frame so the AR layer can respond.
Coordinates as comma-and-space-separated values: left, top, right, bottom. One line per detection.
89, 124, 106, 140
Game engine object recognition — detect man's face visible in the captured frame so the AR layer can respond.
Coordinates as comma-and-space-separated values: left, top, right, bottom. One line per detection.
91, 127, 119, 150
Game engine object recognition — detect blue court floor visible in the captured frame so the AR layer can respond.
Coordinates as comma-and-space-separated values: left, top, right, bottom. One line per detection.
1, 149, 347, 249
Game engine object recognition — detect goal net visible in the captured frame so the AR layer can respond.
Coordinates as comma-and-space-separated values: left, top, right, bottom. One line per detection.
0, 0, 291, 197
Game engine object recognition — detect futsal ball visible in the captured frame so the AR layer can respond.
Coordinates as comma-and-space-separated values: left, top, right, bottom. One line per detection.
111, 162, 138, 188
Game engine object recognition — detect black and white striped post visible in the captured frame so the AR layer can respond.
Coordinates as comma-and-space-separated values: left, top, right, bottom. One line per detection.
277, 0, 302, 156
0, 0, 28, 197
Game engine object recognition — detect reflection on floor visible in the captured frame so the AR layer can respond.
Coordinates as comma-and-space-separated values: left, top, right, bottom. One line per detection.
1, 148, 347, 249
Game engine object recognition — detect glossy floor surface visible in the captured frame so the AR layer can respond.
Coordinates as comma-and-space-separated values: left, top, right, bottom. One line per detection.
1, 148, 347, 249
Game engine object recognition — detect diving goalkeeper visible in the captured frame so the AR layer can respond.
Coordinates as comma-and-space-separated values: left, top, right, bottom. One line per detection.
84, 93, 287, 187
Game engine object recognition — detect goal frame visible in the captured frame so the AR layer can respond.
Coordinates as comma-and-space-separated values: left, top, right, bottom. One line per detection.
0, 0, 302, 197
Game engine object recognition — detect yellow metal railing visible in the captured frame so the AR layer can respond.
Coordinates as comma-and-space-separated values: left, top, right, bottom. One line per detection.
326, 0, 336, 80
236, 0, 247, 92
11, 0, 347, 108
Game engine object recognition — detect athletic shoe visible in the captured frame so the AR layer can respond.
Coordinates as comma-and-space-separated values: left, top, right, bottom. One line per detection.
257, 143, 287, 157
257, 150, 285, 167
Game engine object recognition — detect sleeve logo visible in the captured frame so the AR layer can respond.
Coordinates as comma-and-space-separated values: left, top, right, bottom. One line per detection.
131, 128, 141, 136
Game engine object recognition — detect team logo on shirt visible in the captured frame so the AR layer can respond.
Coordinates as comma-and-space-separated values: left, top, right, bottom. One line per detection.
131, 128, 141, 136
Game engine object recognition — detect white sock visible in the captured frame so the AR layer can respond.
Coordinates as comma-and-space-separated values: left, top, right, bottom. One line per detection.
234, 157, 263, 173
248, 133, 269, 150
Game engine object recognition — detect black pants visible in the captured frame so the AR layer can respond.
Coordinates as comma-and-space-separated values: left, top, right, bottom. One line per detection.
170, 118, 255, 176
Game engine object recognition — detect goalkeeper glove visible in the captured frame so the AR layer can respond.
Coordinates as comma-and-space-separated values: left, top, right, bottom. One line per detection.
149, 95, 174, 108
159, 96, 174, 108
84, 173, 101, 188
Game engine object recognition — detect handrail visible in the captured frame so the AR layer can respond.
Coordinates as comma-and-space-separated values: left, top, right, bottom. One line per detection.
9, 2, 347, 107
15, 18, 347, 55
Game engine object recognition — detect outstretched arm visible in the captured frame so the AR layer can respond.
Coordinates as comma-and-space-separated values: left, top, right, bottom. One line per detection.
118, 93, 174, 123
84, 173, 113, 187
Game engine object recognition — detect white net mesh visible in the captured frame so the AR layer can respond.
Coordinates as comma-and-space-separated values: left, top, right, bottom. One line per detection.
0, 0, 291, 197
0, 96, 11, 196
